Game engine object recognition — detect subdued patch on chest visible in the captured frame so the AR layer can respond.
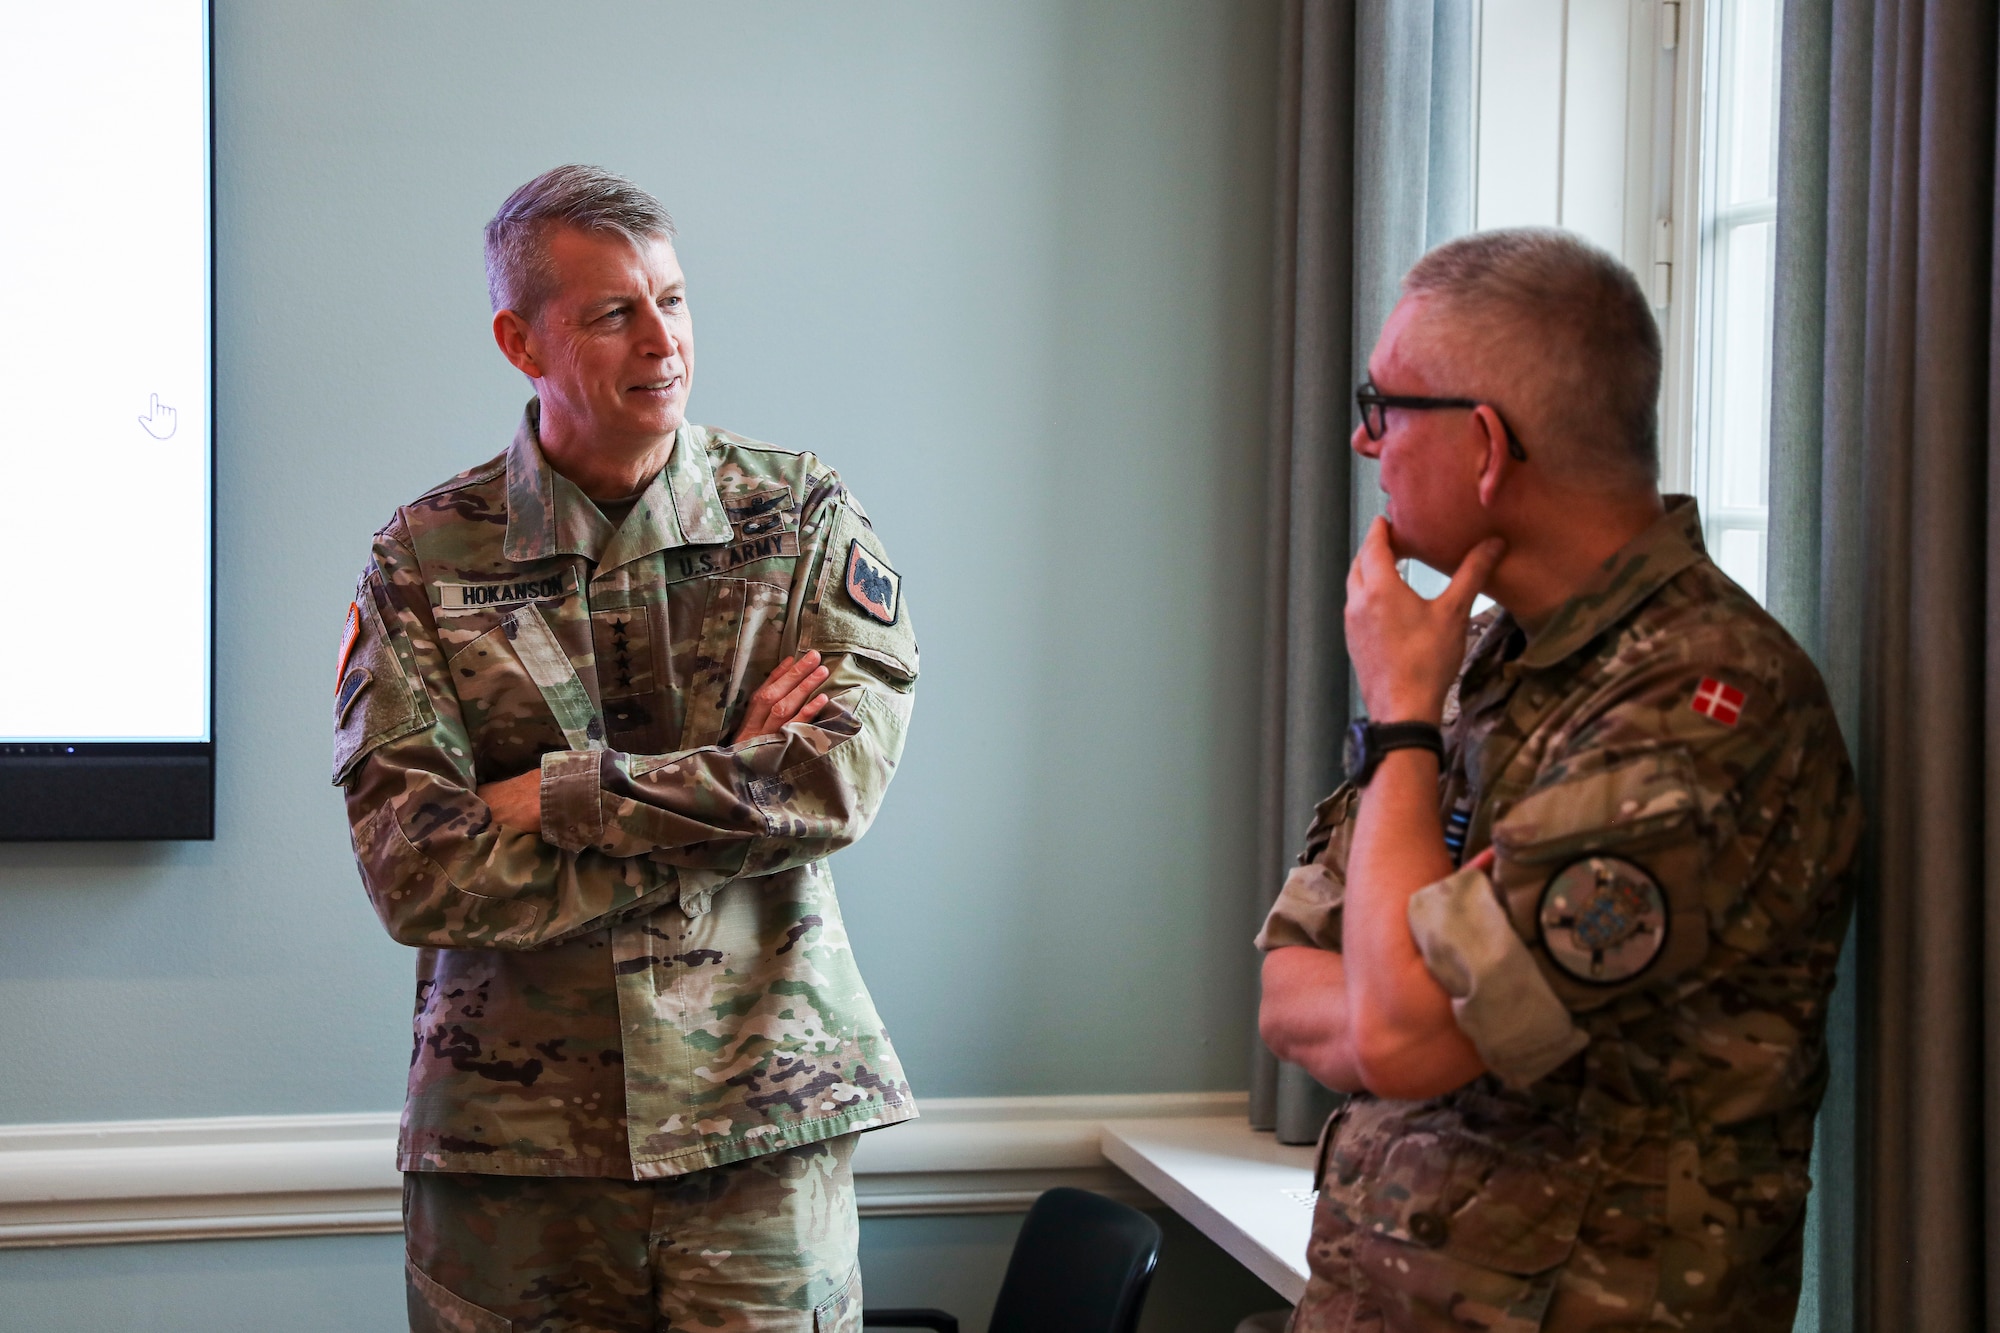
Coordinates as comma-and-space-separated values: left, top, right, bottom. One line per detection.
666, 531, 801, 583
723, 486, 798, 540
433, 568, 573, 611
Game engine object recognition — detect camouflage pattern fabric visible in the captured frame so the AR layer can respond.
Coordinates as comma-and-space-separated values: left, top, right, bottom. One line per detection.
405, 1132, 862, 1333
335, 403, 918, 1180
1258, 497, 1860, 1331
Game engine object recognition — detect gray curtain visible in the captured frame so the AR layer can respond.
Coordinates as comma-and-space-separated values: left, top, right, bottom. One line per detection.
1251, 0, 1475, 1144
1252, 0, 1357, 1143
1770, 0, 2000, 1328
1350, 0, 1475, 544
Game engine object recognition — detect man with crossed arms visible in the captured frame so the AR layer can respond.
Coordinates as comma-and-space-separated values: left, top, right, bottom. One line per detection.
334, 165, 917, 1332
1259, 229, 1858, 1331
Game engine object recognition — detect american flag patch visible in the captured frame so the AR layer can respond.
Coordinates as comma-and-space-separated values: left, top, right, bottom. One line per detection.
1690, 677, 1745, 726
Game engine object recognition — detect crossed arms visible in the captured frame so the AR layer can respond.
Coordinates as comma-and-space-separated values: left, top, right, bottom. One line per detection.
1257, 519, 1496, 1102
1258, 754, 1489, 1100
476, 651, 834, 835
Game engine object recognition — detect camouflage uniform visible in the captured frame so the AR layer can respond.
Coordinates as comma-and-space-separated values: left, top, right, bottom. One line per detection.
405, 1136, 862, 1333
1257, 498, 1859, 1331
334, 403, 917, 1330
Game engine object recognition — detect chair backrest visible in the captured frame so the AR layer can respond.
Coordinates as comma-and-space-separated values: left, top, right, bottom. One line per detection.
985, 1188, 1165, 1333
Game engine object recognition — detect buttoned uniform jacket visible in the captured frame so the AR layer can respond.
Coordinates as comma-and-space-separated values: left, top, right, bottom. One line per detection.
1258, 498, 1861, 1331
334, 404, 917, 1180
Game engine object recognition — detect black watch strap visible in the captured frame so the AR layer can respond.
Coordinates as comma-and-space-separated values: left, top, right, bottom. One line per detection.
1345, 719, 1445, 786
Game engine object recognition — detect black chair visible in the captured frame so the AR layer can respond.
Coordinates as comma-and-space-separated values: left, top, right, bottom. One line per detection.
864, 1186, 1164, 1333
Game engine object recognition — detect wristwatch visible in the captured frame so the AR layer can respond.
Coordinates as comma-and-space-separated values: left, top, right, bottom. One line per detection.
1343, 719, 1445, 787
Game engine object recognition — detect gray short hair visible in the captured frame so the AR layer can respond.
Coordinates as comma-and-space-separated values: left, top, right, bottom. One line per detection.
484, 165, 677, 320
1403, 228, 1661, 486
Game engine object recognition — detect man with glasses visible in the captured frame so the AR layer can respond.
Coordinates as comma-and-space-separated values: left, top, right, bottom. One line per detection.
1256, 228, 1859, 1331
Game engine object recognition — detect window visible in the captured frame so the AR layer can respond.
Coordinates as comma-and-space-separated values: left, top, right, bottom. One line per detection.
1467, 0, 1782, 604
1691, 0, 1781, 600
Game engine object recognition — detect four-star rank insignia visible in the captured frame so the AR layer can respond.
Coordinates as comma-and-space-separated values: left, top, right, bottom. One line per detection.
1538, 856, 1668, 984
843, 540, 901, 625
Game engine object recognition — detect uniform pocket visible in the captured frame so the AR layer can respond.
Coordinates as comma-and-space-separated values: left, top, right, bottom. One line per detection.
442, 622, 564, 776
678, 576, 790, 747
406, 1257, 512, 1333
812, 1265, 862, 1333
1492, 746, 1698, 867
1319, 1100, 1593, 1277
1312, 1102, 1594, 1333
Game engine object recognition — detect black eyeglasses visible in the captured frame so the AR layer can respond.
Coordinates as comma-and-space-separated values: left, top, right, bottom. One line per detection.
1355, 379, 1529, 462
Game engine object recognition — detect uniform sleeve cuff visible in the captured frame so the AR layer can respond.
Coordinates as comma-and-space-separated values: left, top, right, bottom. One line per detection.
1407, 863, 1589, 1088
1254, 863, 1346, 952
539, 750, 606, 853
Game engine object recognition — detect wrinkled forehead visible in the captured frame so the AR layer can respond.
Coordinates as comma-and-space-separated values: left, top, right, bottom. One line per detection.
543, 224, 682, 303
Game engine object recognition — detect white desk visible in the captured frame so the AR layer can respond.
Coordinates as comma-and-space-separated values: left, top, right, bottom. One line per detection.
1099, 1115, 1316, 1305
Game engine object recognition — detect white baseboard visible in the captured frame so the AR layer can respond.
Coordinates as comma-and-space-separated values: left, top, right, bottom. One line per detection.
0, 1092, 1247, 1249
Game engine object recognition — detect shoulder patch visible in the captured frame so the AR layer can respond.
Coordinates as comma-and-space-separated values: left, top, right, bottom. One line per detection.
335, 666, 371, 726
335, 601, 362, 690
1689, 677, 1746, 726
843, 540, 901, 626
1538, 856, 1668, 984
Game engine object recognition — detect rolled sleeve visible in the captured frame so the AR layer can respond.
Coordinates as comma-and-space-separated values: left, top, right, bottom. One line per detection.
1407, 864, 1588, 1087
1254, 784, 1360, 953
1255, 863, 1346, 952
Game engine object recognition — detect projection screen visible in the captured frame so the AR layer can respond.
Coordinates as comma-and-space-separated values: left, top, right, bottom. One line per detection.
0, 3, 214, 838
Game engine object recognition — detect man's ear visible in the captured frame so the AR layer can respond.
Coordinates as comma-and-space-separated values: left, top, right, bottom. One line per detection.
492, 309, 544, 379
1470, 404, 1518, 509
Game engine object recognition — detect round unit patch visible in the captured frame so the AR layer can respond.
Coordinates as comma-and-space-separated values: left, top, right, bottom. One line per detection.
1538, 857, 1668, 984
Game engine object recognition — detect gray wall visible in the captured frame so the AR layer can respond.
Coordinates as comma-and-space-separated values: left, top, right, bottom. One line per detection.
0, 2, 1279, 1327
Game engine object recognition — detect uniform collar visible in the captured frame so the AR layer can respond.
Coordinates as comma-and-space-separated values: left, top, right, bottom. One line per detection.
503, 401, 732, 569
1513, 494, 1708, 670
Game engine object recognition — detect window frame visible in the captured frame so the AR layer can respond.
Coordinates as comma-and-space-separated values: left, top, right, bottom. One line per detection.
1687, 0, 1782, 602
1463, 0, 1784, 604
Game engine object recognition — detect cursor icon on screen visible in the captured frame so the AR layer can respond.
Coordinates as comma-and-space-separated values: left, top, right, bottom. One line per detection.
139, 393, 177, 440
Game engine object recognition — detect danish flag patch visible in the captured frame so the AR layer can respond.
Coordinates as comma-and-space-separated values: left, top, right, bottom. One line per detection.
1690, 677, 1746, 726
